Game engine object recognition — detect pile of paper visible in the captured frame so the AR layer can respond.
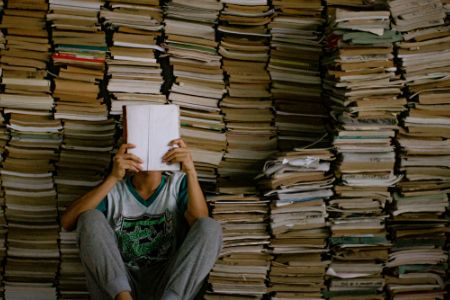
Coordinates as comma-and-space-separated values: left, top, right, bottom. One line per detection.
205, 193, 270, 299
258, 148, 334, 300
386, 1, 450, 299
323, 1, 404, 299
385, 182, 449, 300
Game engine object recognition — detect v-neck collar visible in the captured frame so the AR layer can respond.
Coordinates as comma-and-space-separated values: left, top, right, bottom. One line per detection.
125, 175, 166, 207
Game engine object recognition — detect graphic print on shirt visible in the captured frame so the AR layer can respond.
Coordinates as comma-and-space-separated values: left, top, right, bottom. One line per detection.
116, 210, 174, 266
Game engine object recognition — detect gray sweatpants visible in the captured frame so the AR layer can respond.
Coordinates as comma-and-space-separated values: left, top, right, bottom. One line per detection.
76, 209, 222, 300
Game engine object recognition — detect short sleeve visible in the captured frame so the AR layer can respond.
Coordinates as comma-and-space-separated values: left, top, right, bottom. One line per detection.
96, 197, 108, 216
176, 175, 188, 213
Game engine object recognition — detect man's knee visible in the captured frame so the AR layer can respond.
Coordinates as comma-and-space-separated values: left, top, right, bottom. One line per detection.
77, 209, 108, 236
192, 217, 223, 246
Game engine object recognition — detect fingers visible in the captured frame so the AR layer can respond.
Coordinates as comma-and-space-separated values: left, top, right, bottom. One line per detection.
117, 143, 136, 155
122, 160, 142, 173
169, 138, 187, 148
114, 156, 142, 172
113, 148, 143, 174
162, 148, 190, 164
120, 153, 143, 164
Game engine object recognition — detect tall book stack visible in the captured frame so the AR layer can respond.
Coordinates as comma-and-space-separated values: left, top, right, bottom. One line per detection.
217, 0, 276, 192
164, 0, 226, 191
100, 0, 166, 116
56, 122, 115, 300
386, 1, 450, 299
0, 115, 6, 297
56, 116, 114, 300
205, 193, 271, 299
322, 1, 405, 299
269, 0, 329, 150
0, 110, 5, 294
47, 0, 108, 121
3, 114, 61, 300
47, 0, 113, 208
0, 5, 5, 295
47, 1, 114, 297
257, 148, 334, 300
0, 1, 60, 299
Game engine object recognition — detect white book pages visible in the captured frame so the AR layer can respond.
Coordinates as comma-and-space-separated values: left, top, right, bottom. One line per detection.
125, 104, 180, 171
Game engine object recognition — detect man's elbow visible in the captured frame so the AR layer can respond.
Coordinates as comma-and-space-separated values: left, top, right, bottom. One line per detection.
61, 212, 76, 232
186, 210, 209, 226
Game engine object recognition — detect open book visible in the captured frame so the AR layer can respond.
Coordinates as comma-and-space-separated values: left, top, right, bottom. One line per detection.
124, 104, 180, 171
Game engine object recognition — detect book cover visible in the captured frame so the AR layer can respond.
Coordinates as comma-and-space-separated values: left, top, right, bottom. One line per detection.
124, 104, 180, 171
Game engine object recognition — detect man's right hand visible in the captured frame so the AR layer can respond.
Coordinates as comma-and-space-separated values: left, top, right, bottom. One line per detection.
110, 143, 143, 180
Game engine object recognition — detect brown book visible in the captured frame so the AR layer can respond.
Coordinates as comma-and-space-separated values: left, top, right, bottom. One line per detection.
8, 0, 48, 11
55, 79, 99, 95
167, 34, 217, 48
1, 56, 46, 69
110, 46, 156, 60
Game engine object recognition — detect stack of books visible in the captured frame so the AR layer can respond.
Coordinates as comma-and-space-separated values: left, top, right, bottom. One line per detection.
47, 0, 113, 207
55, 119, 115, 299
390, 0, 450, 97
55, 119, 115, 210
326, 185, 391, 300
386, 1, 450, 299
0, 5, 5, 295
0, 115, 6, 295
47, 1, 115, 297
269, 0, 329, 150
205, 193, 271, 299
0, 1, 59, 298
217, 0, 276, 192
59, 230, 89, 299
0, 0, 53, 114
100, 0, 166, 115
2, 114, 61, 299
323, 1, 404, 299
47, 0, 108, 121
257, 148, 334, 300
385, 186, 448, 300
0, 114, 5, 296
165, 0, 226, 191
397, 91, 450, 192
5, 283, 59, 300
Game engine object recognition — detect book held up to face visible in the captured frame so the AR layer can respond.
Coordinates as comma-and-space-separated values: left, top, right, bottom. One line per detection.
124, 104, 181, 171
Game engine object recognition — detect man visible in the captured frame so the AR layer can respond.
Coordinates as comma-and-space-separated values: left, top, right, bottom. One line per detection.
61, 138, 222, 300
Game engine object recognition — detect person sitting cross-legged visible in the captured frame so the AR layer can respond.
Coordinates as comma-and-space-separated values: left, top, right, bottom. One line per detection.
61, 139, 222, 300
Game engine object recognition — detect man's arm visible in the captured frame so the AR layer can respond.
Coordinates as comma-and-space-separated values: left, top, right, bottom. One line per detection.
163, 139, 208, 226
61, 144, 143, 231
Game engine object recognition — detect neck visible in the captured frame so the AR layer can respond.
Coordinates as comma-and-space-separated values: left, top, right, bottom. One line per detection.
132, 171, 162, 200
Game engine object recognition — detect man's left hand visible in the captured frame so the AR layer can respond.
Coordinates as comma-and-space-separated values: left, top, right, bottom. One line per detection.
163, 138, 196, 175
